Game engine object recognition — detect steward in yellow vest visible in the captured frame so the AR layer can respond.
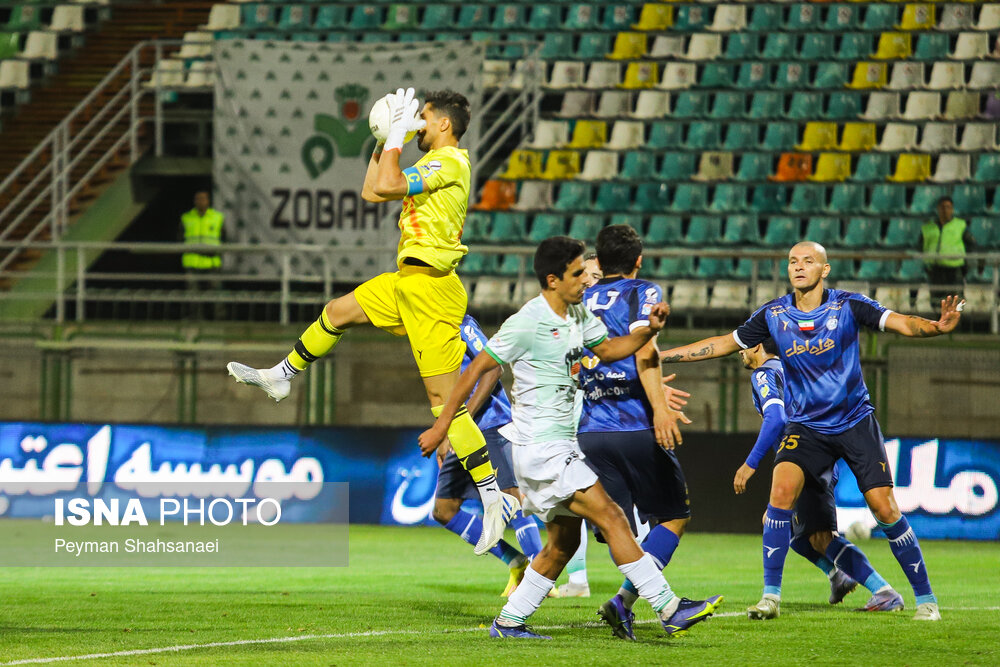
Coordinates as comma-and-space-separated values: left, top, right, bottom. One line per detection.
181, 191, 224, 270
919, 196, 978, 308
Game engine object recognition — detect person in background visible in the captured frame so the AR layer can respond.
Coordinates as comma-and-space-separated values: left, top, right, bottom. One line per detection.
920, 196, 978, 310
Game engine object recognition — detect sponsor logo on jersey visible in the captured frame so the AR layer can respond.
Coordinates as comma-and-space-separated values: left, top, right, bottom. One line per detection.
785, 338, 836, 358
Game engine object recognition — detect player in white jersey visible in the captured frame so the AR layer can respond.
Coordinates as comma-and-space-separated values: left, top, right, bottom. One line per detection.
419, 236, 722, 639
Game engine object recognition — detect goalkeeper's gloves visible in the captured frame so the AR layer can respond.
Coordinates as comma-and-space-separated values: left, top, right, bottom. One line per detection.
383, 87, 426, 153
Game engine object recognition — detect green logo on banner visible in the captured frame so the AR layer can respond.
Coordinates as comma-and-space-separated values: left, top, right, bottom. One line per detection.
301, 84, 375, 180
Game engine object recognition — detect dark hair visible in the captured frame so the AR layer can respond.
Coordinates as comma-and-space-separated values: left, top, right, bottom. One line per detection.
761, 337, 779, 357
534, 236, 585, 289
584, 252, 597, 261
595, 224, 642, 276
937, 196, 953, 206
425, 90, 471, 140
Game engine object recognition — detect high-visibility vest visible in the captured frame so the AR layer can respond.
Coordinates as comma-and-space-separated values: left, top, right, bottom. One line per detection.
181, 208, 223, 270
921, 217, 966, 268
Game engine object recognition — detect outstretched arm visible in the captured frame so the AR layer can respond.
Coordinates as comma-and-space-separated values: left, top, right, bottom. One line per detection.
660, 333, 741, 363
417, 351, 500, 456
590, 302, 669, 363
883, 295, 964, 338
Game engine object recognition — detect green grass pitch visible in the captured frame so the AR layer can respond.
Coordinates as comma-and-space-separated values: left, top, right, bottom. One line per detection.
1, 526, 997, 665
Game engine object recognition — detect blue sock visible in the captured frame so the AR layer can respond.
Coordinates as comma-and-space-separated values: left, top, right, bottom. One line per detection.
509, 511, 543, 560
824, 535, 889, 594
789, 535, 835, 576
762, 505, 793, 597
879, 515, 935, 604
621, 525, 682, 597
444, 509, 521, 564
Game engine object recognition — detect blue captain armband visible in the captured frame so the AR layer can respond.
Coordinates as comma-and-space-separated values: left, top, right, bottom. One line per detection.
402, 167, 424, 196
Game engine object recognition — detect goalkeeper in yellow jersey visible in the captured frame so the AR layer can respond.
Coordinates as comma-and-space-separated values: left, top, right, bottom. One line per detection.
228, 88, 520, 554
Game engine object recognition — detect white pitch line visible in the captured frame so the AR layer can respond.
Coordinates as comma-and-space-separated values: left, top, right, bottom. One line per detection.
2, 607, 995, 666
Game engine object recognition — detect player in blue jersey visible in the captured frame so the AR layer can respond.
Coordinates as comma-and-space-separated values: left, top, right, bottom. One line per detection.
660, 241, 964, 622
432, 314, 544, 597
578, 225, 695, 641
736, 337, 901, 619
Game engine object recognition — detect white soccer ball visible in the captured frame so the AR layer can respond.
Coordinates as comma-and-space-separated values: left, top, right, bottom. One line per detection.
368, 94, 419, 144
845, 520, 871, 542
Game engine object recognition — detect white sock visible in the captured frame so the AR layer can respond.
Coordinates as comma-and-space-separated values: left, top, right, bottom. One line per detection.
497, 565, 555, 626
269, 360, 298, 380
476, 476, 502, 507
568, 570, 588, 585
617, 553, 676, 614
617, 587, 640, 610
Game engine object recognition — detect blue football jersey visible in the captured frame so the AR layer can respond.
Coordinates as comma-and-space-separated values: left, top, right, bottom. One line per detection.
751, 358, 785, 419
734, 289, 890, 434
460, 315, 512, 431
579, 277, 663, 433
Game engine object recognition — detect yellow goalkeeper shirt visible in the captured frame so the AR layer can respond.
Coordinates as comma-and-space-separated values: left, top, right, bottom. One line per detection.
397, 145, 471, 272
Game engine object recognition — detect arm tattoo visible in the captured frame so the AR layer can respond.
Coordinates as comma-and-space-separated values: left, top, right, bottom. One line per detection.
661, 354, 683, 363
690, 344, 715, 358
906, 316, 937, 338
663, 342, 715, 363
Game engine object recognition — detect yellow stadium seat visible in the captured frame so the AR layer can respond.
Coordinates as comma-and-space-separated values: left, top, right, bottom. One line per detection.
499, 150, 545, 180
796, 122, 838, 151
567, 120, 608, 149
632, 3, 673, 31
809, 153, 852, 182
620, 61, 659, 89
839, 122, 877, 152
846, 62, 887, 89
770, 153, 813, 182
898, 4, 935, 31
872, 32, 912, 60
607, 32, 648, 60
540, 150, 581, 180
888, 154, 931, 183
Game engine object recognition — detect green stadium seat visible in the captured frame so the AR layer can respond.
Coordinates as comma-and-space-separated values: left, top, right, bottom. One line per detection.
463, 212, 491, 243
382, 4, 418, 30
653, 256, 695, 280
827, 258, 856, 281
736, 62, 770, 90
974, 155, 1000, 184
469, 31, 501, 58
0, 32, 19, 59
619, 151, 657, 181
735, 154, 771, 182
952, 185, 988, 215
804, 217, 841, 246
602, 5, 637, 31
762, 33, 795, 60
853, 154, 891, 182
826, 92, 862, 120
747, 92, 780, 120
502, 33, 535, 60
712, 92, 747, 119
785, 3, 820, 31
528, 213, 567, 243
861, 5, 898, 31
456, 5, 490, 30
488, 212, 527, 242
823, 4, 859, 32
685, 122, 722, 150
564, 4, 599, 30
241, 4, 275, 29
685, 216, 722, 246
734, 258, 777, 280
909, 185, 949, 215
722, 214, 760, 245
913, 33, 950, 61
699, 64, 735, 89
799, 33, 834, 61
648, 122, 684, 150
812, 63, 848, 89
674, 91, 710, 119
4, 6, 41, 31
420, 5, 453, 30
647, 215, 684, 246
762, 123, 797, 151
594, 183, 632, 212
883, 218, 917, 248
631, 183, 671, 212
710, 184, 749, 212
658, 152, 697, 180
609, 213, 644, 237
670, 5, 705, 32
671, 184, 710, 212
349, 6, 384, 30
785, 92, 823, 120
762, 217, 801, 247
748, 5, 782, 31
552, 181, 593, 212
970, 217, 1000, 250
538, 33, 574, 59
724, 33, 758, 59
567, 213, 605, 241
837, 33, 873, 61
496, 254, 528, 277
857, 260, 894, 281
992, 186, 1000, 214
772, 63, 809, 90
314, 5, 347, 29
461, 252, 495, 275
751, 185, 787, 213
576, 33, 611, 60
828, 184, 866, 213
491, 6, 525, 31
695, 257, 733, 279
527, 5, 560, 31
842, 218, 881, 248
969, 264, 995, 285
278, 5, 310, 29
866, 185, 907, 215
788, 185, 827, 214
895, 258, 925, 282
723, 123, 758, 151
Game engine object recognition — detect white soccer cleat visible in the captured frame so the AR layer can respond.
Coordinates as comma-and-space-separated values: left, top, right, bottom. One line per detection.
747, 594, 780, 620
475, 492, 520, 556
558, 582, 591, 598
227, 362, 290, 403
913, 602, 941, 621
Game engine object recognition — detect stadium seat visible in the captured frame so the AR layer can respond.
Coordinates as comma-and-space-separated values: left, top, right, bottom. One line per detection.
913, 33, 950, 62
839, 123, 877, 152
952, 185, 988, 215
654, 258, 696, 281
828, 183, 866, 213
824, 4, 859, 31
969, 63, 1000, 91
788, 185, 827, 214
709, 184, 748, 212
650, 35, 686, 59
724, 33, 758, 59
786, 92, 824, 120
527, 120, 569, 150
673, 91, 710, 119
918, 123, 957, 152
557, 92, 595, 118
974, 154, 1000, 183
576, 33, 612, 60
568, 213, 605, 241
621, 61, 660, 90
567, 121, 608, 149
722, 214, 760, 245
0, 60, 29, 90
762, 123, 798, 150
491, 6, 524, 31
382, 4, 419, 31
488, 212, 528, 243
646, 215, 684, 247
513, 181, 554, 211
593, 182, 632, 211
692, 152, 735, 182
185, 61, 214, 88
762, 33, 796, 60
853, 154, 891, 182
771, 153, 813, 182
417, 5, 452, 30
619, 151, 656, 181
984, 93, 1000, 121
847, 62, 887, 90
314, 5, 347, 29
883, 218, 917, 248
887, 62, 925, 90
901, 91, 941, 120
633, 90, 670, 119
943, 92, 980, 120
146, 59, 185, 88
683, 33, 722, 61
685, 216, 723, 246
240, 4, 274, 28
698, 64, 735, 89
748, 5, 782, 31
648, 121, 684, 149
823, 92, 860, 120
810, 153, 851, 182
48, 4, 84, 32
553, 181, 592, 211
723, 123, 758, 151
528, 213, 567, 242
496, 253, 532, 278
463, 212, 492, 244
734, 257, 776, 281
842, 218, 881, 248
745, 92, 780, 120
895, 258, 925, 282
526, 4, 561, 31
711, 92, 746, 119
888, 154, 931, 183
473, 180, 517, 210
594, 91, 632, 118
826, 258, 856, 282
672, 5, 709, 32
579, 151, 619, 181
866, 184, 908, 214
564, 4, 599, 30
898, 3, 935, 31
709, 281, 750, 309
606, 121, 644, 150
909, 185, 950, 215
837, 33, 874, 61
800, 33, 834, 61
951, 32, 989, 60
659, 62, 697, 90
500, 150, 544, 180
538, 34, 575, 60
19, 31, 57, 60
631, 183, 671, 212
762, 217, 800, 247
540, 151, 581, 180
657, 153, 698, 181
929, 154, 970, 184
877, 123, 918, 152
856, 260, 894, 283
970, 217, 1000, 249
0, 32, 19, 60
862, 4, 898, 31
796, 122, 837, 151
634, 2, 675, 31
927, 62, 966, 90
709, 5, 746, 32
696, 258, 735, 281
772, 63, 809, 90
584, 62, 620, 89
750, 185, 787, 213
873, 32, 912, 60
735, 154, 772, 182
461, 252, 494, 276
607, 32, 648, 61
937, 4, 974, 31
811, 62, 848, 89
3, 6, 42, 31
736, 62, 770, 90
785, 3, 820, 31
685, 122, 722, 150
609, 213, 644, 237
874, 286, 912, 311
349, 5, 384, 30
670, 184, 710, 212
976, 4, 1000, 30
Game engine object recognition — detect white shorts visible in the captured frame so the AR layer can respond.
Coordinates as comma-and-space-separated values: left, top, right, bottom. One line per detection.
510, 438, 599, 524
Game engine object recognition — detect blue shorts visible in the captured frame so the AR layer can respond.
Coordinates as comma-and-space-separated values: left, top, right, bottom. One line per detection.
578, 429, 691, 540
777, 413, 893, 495
435, 427, 517, 500
792, 464, 839, 538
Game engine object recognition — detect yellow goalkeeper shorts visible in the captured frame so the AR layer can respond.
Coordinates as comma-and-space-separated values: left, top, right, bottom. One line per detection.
354, 264, 467, 377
